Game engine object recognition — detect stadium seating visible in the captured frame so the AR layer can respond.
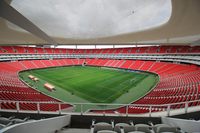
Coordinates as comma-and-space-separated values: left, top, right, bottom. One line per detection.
0, 60, 72, 112
0, 115, 33, 130
90, 120, 182, 133
1, 58, 200, 113
87, 59, 200, 114
0, 46, 200, 114
0, 45, 200, 54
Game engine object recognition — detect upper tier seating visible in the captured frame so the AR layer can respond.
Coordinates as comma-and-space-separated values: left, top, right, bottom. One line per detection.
0, 46, 200, 54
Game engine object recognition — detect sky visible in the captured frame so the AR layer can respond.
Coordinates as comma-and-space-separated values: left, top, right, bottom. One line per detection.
9, 0, 172, 39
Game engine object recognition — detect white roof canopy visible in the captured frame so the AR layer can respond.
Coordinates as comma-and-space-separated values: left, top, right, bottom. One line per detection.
0, 0, 200, 45
9, 0, 172, 39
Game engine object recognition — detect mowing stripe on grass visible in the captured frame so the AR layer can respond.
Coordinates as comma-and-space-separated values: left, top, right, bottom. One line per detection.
19, 66, 158, 107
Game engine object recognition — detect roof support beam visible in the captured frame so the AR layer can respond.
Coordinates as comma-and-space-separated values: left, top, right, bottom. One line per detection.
0, 0, 57, 45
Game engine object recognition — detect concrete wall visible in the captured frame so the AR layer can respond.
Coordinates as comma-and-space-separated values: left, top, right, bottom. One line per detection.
161, 117, 200, 133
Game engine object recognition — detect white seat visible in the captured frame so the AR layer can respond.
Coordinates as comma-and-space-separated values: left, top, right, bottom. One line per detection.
135, 124, 151, 133
97, 130, 117, 133
153, 124, 179, 133
12, 118, 25, 124
92, 122, 113, 133
128, 131, 145, 133
0, 123, 6, 129
0, 117, 12, 125
114, 123, 135, 133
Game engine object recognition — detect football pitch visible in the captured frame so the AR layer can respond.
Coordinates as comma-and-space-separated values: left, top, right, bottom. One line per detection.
20, 66, 158, 110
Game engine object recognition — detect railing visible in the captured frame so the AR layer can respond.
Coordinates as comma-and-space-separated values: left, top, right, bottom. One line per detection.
1, 53, 200, 65
0, 100, 74, 114
0, 99, 200, 117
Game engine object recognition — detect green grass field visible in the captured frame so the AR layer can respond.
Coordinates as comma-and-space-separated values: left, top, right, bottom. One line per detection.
19, 66, 158, 111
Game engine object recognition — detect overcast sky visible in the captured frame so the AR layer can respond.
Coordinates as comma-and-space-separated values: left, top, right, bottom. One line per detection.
9, 0, 171, 39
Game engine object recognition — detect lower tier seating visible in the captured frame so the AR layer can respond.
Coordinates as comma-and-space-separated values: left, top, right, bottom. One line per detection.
0, 60, 74, 112
0, 58, 200, 114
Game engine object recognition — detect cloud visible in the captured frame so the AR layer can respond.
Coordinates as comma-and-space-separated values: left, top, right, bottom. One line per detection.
9, 0, 171, 39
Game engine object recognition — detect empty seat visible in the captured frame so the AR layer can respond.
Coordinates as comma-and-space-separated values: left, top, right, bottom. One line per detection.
135, 124, 151, 133
97, 130, 117, 133
154, 124, 180, 133
91, 122, 113, 133
0, 117, 12, 125
0, 123, 6, 129
127, 131, 145, 133
12, 118, 26, 124
114, 123, 135, 133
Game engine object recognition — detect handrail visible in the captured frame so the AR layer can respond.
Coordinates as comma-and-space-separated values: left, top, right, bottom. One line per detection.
0, 99, 199, 108
0, 52, 200, 55
0, 99, 200, 117
1, 53, 199, 65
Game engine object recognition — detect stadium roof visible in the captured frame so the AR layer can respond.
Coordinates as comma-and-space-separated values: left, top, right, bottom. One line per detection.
0, 0, 200, 45
9, 0, 172, 39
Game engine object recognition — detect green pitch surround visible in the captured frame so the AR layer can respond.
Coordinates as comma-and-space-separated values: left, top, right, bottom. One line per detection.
19, 66, 158, 111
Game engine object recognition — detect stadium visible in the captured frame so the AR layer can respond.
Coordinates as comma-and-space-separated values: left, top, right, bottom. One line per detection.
0, 0, 200, 133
